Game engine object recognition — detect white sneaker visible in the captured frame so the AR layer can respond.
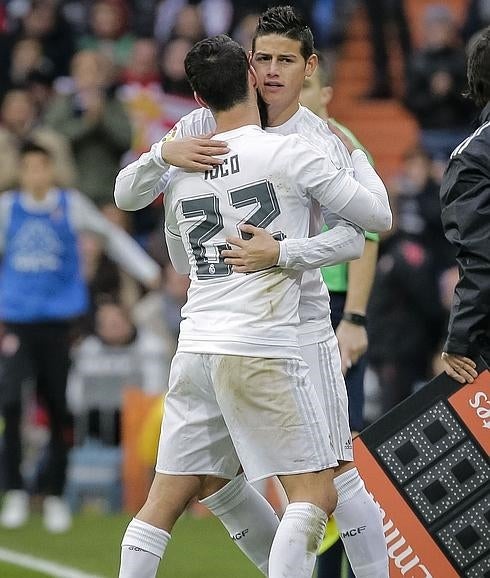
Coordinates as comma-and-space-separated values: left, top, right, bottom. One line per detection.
43, 496, 72, 533
0, 490, 30, 529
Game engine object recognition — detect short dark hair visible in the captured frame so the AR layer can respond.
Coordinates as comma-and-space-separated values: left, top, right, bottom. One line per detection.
252, 5, 314, 61
184, 34, 249, 112
20, 141, 52, 159
466, 26, 490, 108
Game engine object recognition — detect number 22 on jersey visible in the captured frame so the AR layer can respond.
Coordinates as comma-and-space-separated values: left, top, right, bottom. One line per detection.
181, 179, 284, 280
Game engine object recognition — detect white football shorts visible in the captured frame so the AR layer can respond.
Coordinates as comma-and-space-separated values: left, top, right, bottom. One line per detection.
300, 326, 354, 462
156, 352, 338, 482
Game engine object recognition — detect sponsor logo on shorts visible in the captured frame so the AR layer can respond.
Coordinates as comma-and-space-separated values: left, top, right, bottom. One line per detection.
231, 529, 249, 541
344, 438, 353, 450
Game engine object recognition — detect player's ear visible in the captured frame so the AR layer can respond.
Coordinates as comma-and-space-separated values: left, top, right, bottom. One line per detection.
248, 65, 258, 89
194, 91, 208, 109
248, 50, 253, 63
305, 53, 318, 79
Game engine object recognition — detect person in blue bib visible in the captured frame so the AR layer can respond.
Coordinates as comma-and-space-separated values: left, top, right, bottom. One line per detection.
0, 142, 161, 533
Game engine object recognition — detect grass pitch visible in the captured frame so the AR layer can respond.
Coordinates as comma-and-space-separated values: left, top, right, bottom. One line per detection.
0, 512, 263, 577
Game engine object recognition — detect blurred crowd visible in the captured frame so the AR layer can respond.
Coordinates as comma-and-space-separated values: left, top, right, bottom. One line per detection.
0, 0, 485, 512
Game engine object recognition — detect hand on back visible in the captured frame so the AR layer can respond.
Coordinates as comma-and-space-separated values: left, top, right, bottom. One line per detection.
161, 133, 229, 171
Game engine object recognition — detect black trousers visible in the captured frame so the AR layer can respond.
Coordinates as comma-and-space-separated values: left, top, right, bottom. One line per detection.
0, 322, 72, 496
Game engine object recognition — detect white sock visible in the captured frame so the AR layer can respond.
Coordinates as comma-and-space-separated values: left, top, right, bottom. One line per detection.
119, 518, 170, 578
333, 468, 389, 578
269, 502, 327, 578
200, 474, 279, 575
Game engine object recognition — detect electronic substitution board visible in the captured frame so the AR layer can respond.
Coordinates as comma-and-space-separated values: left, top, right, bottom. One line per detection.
354, 369, 490, 577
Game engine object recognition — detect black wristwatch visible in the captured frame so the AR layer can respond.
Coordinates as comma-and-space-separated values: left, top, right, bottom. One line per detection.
342, 312, 367, 327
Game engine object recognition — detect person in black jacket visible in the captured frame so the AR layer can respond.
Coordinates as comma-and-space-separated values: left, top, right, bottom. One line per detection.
439, 26, 490, 384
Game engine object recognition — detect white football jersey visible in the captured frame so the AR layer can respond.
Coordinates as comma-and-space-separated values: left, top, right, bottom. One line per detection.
165, 125, 361, 358
267, 107, 354, 344
162, 105, 354, 345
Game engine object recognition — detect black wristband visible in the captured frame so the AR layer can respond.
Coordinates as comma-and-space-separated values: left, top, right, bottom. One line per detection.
342, 312, 367, 327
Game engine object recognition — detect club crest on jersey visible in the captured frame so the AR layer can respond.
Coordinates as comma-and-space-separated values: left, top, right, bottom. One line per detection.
163, 125, 178, 143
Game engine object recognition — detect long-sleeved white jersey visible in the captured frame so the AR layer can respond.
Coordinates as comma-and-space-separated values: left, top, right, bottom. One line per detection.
115, 105, 391, 345
164, 124, 391, 358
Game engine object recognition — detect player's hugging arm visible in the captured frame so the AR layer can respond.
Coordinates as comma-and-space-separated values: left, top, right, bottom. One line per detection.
296, 142, 392, 233
164, 194, 191, 276
276, 217, 365, 272
114, 111, 227, 211
114, 138, 174, 211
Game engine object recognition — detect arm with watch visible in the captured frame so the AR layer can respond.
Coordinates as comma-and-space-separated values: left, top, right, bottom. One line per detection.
336, 237, 378, 375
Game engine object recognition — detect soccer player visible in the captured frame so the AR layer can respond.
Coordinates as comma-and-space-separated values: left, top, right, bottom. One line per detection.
117, 35, 391, 578
114, 7, 390, 578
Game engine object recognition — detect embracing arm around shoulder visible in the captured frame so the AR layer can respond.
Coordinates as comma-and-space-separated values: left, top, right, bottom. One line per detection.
295, 140, 392, 233
114, 120, 228, 211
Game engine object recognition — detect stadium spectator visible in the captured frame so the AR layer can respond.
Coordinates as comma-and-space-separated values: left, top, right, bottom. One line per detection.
43, 50, 132, 207
7, 36, 53, 90
158, 37, 195, 98
404, 4, 476, 160
154, 0, 232, 45
368, 146, 454, 395
78, 0, 135, 70
368, 146, 455, 412
393, 146, 455, 274
119, 37, 198, 162
439, 26, 490, 383
119, 37, 161, 89
0, 142, 160, 533
367, 234, 447, 412
9, 0, 75, 79
68, 298, 170, 441
24, 67, 58, 119
232, 11, 260, 51
0, 88, 77, 192
362, 0, 412, 99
